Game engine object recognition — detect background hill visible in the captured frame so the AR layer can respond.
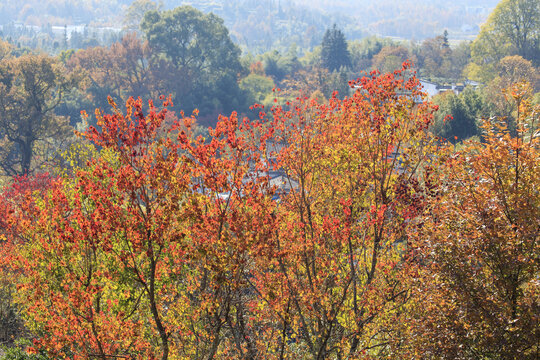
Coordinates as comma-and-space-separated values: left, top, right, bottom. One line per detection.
0, 0, 500, 53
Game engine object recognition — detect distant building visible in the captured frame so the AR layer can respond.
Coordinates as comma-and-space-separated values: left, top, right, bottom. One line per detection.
419, 80, 439, 97
419, 79, 481, 98
351, 76, 480, 101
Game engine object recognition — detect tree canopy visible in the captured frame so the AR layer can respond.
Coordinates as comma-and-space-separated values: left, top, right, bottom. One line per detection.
0, 54, 74, 176
141, 6, 243, 120
320, 24, 351, 72
431, 87, 482, 142
404, 83, 539, 359
471, 0, 540, 79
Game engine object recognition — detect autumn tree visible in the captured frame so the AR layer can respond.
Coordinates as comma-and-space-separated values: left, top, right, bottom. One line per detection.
66, 46, 121, 111
0, 39, 12, 62
415, 32, 455, 79
403, 82, 540, 359
0, 54, 75, 176
2, 94, 280, 359
482, 55, 538, 133
249, 63, 439, 358
0, 173, 54, 347
372, 45, 412, 74
173, 109, 280, 359
2, 96, 197, 359
498, 55, 540, 90
109, 34, 155, 100
66, 33, 155, 117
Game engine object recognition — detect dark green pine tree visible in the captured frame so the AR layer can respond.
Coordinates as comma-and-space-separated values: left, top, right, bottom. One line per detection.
321, 24, 351, 72
442, 29, 450, 49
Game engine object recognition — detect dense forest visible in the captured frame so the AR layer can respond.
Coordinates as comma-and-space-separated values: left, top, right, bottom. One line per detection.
0, 0, 538, 359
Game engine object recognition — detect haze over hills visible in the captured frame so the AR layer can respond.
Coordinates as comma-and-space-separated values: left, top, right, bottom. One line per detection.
0, 0, 500, 52
293, 0, 500, 39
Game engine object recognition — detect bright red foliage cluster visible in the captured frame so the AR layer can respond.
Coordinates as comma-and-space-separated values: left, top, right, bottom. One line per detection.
1, 64, 538, 359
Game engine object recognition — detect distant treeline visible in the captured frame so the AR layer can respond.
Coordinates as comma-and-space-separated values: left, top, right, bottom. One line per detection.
0, 0, 500, 54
